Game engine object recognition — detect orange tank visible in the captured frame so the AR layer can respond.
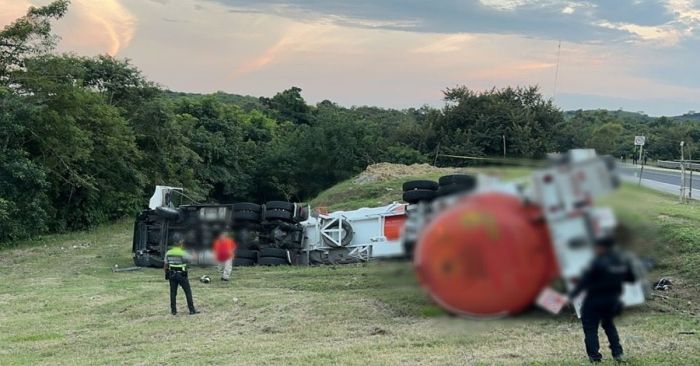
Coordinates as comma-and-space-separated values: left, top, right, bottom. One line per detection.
414, 192, 558, 317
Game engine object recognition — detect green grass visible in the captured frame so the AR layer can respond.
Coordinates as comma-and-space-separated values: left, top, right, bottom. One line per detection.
311, 166, 531, 211
1, 173, 699, 365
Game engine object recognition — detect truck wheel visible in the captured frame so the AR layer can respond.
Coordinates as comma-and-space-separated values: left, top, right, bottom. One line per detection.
258, 257, 289, 266
264, 210, 293, 222
265, 201, 295, 212
233, 258, 255, 266
438, 174, 476, 188
235, 249, 258, 260
134, 254, 150, 267
233, 210, 261, 222
403, 180, 438, 191
233, 203, 261, 213
402, 189, 436, 204
260, 247, 288, 259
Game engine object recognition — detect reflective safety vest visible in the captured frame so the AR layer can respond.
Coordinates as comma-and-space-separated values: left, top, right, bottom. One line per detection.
165, 247, 187, 271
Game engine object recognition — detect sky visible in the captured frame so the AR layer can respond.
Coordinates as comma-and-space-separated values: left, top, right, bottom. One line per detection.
1, 0, 699, 116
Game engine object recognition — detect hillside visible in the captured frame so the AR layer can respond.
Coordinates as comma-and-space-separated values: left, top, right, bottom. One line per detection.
1, 166, 699, 365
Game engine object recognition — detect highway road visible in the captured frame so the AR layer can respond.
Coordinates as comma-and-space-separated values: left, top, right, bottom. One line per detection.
619, 165, 700, 190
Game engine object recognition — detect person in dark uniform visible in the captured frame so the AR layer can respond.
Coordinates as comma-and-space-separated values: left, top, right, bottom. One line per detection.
164, 234, 199, 315
568, 237, 636, 363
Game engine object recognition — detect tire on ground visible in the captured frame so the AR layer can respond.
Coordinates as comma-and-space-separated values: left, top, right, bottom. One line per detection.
264, 209, 293, 222
402, 189, 436, 204
260, 247, 288, 259
232, 202, 261, 213
258, 257, 289, 266
235, 249, 258, 260
438, 174, 477, 188
233, 210, 261, 222
402, 180, 439, 192
233, 257, 255, 266
265, 201, 295, 212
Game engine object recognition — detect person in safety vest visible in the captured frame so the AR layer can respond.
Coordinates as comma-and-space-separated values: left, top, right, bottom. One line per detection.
213, 231, 237, 281
164, 233, 199, 315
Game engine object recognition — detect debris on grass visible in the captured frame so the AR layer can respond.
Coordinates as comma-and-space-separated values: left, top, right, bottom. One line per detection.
654, 277, 673, 291
369, 326, 388, 335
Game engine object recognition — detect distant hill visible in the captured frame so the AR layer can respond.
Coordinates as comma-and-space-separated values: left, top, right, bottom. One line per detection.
165, 91, 698, 124
163, 90, 262, 111
563, 109, 700, 123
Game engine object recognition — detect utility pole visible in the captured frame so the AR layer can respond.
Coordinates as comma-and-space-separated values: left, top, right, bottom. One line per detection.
638, 144, 644, 186
503, 135, 506, 158
680, 141, 686, 203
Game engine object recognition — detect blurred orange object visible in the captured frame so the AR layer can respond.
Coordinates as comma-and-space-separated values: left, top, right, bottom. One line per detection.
414, 193, 558, 317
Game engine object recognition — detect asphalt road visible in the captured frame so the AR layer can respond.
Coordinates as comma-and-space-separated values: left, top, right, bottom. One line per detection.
619, 166, 700, 190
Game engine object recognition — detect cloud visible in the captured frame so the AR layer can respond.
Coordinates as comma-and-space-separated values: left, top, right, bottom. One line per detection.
201, 0, 700, 47
71, 0, 137, 56
230, 22, 340, 79
0, 0, 137, 56
412, 34, 474, 53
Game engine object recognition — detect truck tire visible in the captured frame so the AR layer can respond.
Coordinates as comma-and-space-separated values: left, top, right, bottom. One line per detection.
264, 209, 293, 222
258, 257, 289, 266
438, 174, 476, 188
403, 180, 438, 192
265, 201, 295, 212
260, 247, 288, 259
235, 249, 258, 260
233, 258, 255, 266
233, 203, 261, 213
402, 189, 436, 204
233, 210, 261, 222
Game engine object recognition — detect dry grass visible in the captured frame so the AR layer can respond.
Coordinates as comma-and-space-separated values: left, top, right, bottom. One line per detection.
1, 181, 699, 365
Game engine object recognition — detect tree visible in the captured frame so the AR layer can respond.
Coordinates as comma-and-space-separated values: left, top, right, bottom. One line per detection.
587, 123, 624, 155
0, 0, 69, 84
260, 86, 313, 125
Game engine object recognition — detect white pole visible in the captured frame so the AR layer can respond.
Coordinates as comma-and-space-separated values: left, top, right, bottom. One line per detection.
680, 142, 686, 203
637, 144, 644, 185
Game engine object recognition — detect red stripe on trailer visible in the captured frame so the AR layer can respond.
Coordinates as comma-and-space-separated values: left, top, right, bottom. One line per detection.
383, 215, 406, 241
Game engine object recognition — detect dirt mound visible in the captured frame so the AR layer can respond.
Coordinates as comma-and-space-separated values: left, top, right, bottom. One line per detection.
353, 163, 456, 184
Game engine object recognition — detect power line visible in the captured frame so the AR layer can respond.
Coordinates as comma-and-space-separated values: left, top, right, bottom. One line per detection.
553, 40, 561, 101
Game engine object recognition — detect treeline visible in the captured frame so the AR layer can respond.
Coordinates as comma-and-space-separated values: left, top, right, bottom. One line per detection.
1, 1, 698, 242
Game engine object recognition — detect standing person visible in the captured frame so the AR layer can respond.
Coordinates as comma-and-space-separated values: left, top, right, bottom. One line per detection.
213, 231, 236, 281
567, 237, 636, 363
164, 234, 199, 315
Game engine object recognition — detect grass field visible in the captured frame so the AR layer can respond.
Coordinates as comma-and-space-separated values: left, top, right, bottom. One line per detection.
1, 176, 699, 365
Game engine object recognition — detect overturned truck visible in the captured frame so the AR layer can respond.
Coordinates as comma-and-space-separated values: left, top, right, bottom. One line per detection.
132, 186, 408, 267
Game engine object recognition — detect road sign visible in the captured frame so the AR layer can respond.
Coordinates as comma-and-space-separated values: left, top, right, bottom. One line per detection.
634, 136, 646, 146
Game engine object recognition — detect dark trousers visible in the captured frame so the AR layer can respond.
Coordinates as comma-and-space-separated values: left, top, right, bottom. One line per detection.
169, 271, 195, 313
581, 299, 623, 361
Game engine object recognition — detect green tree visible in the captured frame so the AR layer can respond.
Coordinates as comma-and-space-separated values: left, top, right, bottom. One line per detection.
587, 123, 624, 155
0, 0, 69, 84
